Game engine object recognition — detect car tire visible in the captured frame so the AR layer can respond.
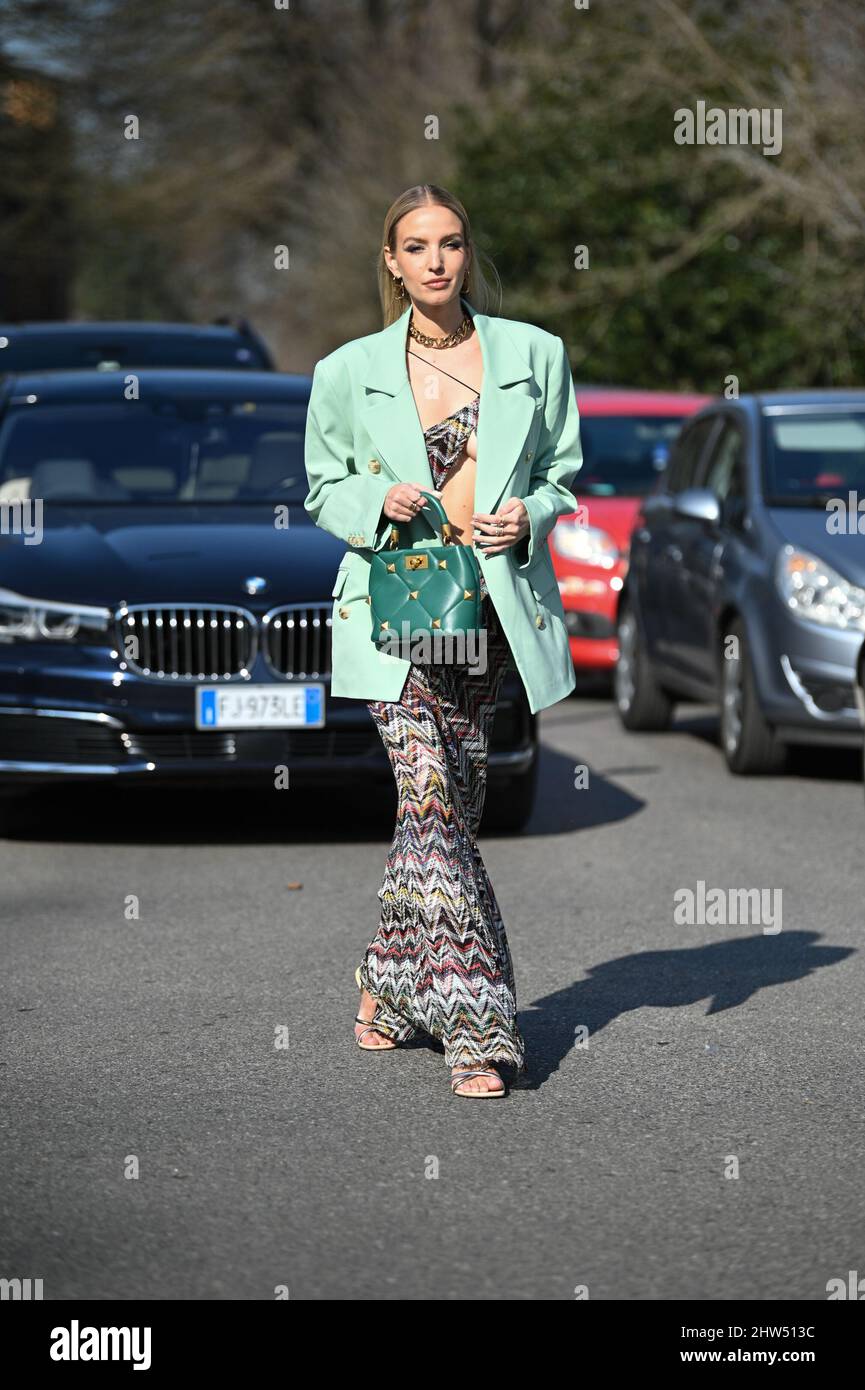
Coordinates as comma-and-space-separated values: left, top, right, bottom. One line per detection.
855, 639, 865, 800
719, 618, 788, 775
614, 599, 674, 731
483, 758, 538, 834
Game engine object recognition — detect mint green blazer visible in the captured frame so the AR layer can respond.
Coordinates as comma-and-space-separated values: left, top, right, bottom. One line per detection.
303, 296, 583, 713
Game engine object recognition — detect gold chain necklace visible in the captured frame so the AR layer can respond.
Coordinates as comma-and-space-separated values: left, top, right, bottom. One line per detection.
408, 313, 473, 349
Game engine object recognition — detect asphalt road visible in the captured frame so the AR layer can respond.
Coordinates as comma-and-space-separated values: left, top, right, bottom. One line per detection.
2, 689, 863, 1301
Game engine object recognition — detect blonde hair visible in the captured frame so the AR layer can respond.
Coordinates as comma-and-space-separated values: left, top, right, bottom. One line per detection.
377, 184, 501, 327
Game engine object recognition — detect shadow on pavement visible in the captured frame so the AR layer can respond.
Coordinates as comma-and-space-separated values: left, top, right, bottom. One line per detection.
515, 930, 855, 1091
0, 746, 647, 844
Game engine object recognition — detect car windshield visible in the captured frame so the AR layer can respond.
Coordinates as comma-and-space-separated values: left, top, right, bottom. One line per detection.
576, 415, 689, 496
0, 400, 308, 503
762, 411, 865, 506
0, 336, 268, 371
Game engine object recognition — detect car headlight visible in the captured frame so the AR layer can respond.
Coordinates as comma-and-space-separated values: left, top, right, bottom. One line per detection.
0, 586, 112, 642
552, 521, 620, 569
775, 545, 865, 633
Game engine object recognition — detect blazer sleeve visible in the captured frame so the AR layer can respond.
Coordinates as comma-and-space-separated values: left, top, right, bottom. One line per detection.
303, 358, 395, 552
510, 335, 582, 571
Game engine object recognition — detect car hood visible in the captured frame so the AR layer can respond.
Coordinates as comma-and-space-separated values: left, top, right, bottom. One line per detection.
765, 507, 865, 587
570, 496, 644, 549
0, 505, 343, 607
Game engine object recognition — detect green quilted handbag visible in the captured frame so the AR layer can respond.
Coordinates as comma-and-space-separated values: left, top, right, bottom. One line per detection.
368, 490, 483, 651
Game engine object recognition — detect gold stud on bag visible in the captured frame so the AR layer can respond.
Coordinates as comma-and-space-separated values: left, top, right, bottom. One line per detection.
368, 490, 483, 653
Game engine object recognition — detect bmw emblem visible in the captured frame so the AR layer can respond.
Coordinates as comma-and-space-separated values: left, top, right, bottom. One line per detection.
243, 575, 269, 595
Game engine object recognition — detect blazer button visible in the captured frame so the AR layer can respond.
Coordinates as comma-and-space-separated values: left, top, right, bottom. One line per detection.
535, 613, 545, 628
338, 606, 350, 619
368, 459, 381, 474
526, 451, 533, 461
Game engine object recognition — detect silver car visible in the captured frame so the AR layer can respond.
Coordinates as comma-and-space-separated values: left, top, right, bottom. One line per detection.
615, 392, 865, 773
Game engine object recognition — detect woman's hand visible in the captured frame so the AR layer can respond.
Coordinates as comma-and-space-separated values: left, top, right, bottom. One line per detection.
383, 483, 441, 522
471, 497, 530, 556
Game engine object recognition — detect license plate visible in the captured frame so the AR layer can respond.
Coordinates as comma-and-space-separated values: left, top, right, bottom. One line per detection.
195, 683, 325, 729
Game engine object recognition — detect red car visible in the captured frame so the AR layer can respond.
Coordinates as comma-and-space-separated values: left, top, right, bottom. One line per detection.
551, 388, 713, 671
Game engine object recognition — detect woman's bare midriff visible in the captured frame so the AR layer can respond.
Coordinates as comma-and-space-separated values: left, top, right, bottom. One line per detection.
407, 331, 484, 549
439, 426, 479, 546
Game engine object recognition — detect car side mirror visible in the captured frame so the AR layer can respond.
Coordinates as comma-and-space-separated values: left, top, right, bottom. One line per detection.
674, 487, 721, 525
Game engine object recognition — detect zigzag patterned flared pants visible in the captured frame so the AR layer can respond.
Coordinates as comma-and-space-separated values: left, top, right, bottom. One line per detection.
360, 595, 528, 1074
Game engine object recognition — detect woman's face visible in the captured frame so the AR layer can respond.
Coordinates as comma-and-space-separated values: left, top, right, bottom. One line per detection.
384, 205, 470, 311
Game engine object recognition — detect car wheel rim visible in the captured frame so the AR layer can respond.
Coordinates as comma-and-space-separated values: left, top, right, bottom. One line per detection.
616, 613, 636, 711
721, 651, 743, 754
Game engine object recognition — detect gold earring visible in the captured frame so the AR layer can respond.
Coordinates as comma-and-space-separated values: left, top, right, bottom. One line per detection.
392, 274, 406, 300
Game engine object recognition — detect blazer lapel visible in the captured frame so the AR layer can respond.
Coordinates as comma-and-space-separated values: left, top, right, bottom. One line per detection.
360, 294, 538, 517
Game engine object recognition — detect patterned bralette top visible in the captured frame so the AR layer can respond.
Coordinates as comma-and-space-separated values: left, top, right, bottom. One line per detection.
422, 395, 487, 598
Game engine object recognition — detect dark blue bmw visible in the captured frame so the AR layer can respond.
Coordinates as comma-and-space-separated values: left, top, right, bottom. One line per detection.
0, 369, 537, 829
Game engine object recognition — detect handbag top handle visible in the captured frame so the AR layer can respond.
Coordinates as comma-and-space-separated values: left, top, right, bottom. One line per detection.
390, 489, 455, 547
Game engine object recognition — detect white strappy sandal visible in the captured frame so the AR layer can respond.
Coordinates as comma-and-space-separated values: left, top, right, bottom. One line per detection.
353, 965, 399, 1051
450, 1066, 507, 1098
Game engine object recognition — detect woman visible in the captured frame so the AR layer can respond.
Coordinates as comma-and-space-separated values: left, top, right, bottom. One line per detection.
303, 184, 582, 1098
